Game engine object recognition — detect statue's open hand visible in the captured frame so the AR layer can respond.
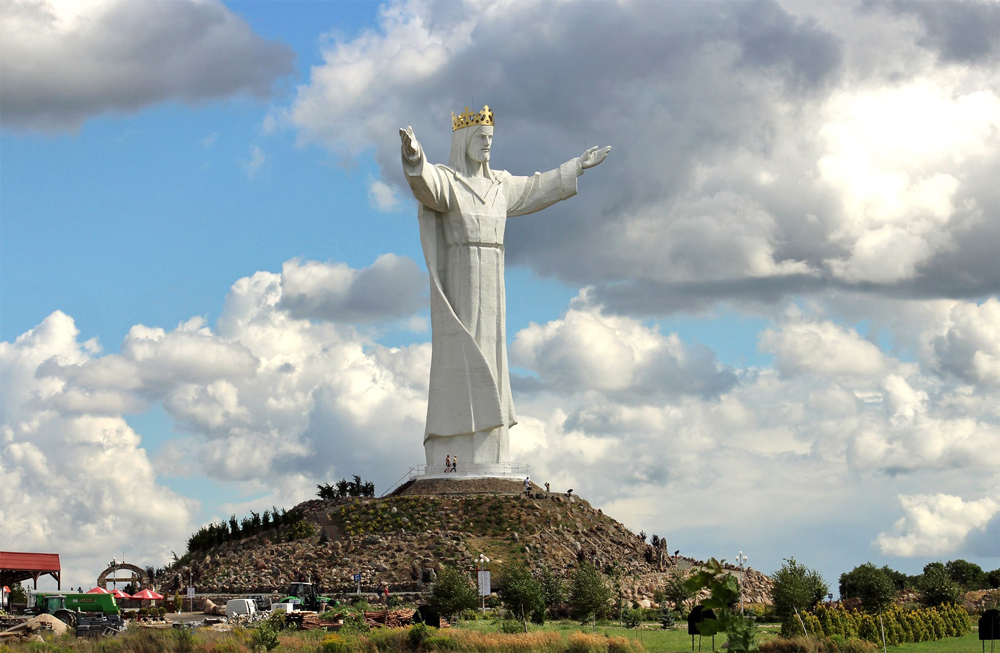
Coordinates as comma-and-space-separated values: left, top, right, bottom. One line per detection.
400, 126, 422, 164
580, 145, 611, 169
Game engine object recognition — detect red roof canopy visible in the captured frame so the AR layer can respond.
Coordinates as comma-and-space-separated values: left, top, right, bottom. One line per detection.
0, 551, 61, 590
0, 552, 60, 572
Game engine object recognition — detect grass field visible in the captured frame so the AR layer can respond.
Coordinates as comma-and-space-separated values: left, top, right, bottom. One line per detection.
0, 617, 978, 652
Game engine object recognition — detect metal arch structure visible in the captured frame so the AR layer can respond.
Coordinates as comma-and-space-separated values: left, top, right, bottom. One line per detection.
97, 562, 153, 590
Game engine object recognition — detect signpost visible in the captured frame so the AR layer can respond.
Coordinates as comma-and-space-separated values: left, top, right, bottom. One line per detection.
353, 573, 362, 595
476, 553, 491, 614
187, 586, 195, 613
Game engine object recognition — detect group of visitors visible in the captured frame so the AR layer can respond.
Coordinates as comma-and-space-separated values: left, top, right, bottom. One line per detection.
443, 454, 458, 472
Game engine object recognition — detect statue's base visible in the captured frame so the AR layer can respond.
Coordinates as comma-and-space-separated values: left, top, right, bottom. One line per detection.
413, 462, 529, 479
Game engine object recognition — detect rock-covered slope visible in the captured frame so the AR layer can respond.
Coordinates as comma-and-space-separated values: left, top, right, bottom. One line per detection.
159, 482, 772, 607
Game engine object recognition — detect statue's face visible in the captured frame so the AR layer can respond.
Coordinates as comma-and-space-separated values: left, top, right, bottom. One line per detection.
466, 126, 493, 164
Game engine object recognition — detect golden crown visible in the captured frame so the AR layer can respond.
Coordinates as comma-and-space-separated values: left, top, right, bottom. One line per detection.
452, 105, 494, 131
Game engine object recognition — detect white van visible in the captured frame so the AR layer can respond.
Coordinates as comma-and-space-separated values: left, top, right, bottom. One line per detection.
225, 598, 257, 618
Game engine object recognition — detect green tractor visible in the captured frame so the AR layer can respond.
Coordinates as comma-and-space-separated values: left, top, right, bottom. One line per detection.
277, 582, 333, 612
28, 594, 78, 628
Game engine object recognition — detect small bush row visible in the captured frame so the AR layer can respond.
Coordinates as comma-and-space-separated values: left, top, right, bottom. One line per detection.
781, 602, 971, 646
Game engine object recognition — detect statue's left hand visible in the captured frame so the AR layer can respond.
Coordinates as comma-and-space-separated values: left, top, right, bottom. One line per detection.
580, 145, 611, 169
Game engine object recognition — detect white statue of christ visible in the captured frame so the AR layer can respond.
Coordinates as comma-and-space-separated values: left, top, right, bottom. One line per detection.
400, 106, 610, 471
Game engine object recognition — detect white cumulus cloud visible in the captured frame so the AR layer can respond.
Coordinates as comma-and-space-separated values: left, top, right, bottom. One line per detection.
876, 493, 1000, 557
1, 0, 294, 131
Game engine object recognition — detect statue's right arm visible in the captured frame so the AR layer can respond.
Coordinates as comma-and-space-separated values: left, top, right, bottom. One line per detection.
400, 126, 450, 212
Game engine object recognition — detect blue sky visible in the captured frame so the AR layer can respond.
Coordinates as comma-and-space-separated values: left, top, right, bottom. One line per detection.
2, 0, 998, 593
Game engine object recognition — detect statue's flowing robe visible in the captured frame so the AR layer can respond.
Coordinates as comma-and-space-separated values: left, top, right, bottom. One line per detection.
403, 151, 579, 461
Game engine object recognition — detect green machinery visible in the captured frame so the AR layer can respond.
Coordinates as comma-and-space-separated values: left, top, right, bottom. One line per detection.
27, 591, 126, 636
278, 582, 333, 612
30, 592, 119, 615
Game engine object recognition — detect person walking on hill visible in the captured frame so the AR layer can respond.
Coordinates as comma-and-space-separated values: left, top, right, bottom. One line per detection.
444, 454, 451, 473
452, 454, 458, 473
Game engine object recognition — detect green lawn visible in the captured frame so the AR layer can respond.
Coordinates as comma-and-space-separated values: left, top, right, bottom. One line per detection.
453, 619, 782, 652
453, 619, 980, 653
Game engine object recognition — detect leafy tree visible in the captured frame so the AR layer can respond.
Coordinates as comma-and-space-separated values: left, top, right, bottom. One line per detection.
538, 565, 565, 607
840, 563, 896, 652
684, 559, 759, 653
771, 558, 828, 629
988, 568, 1000, 589
840, 563, 896, 609
945, 559, 986, 591
568, 561, 612, 622
662, 569, 693, 615
8, 582, 26, 605
428, 566, 478, 619
497, 561, 545, 630
879, 565, 912, 592
919, 563, 961, 607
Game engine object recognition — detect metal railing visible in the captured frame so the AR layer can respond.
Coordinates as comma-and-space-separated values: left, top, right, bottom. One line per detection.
411, 462, 530, 478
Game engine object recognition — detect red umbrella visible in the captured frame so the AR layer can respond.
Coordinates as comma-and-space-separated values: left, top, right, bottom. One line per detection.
131, 589, 164, 600
110, 589, 131, 600
86, 587, 111, 594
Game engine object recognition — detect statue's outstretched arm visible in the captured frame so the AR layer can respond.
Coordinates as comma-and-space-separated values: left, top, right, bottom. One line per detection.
579, 145, 612, 171
400, 126, 450, 212
399, 126, 422, 165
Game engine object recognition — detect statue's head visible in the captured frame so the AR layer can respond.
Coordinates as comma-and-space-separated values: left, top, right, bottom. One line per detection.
449, 105, 495, 177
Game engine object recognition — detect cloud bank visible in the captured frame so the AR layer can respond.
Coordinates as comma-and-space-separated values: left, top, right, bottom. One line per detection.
283, 0, 998, 312
1, 0, 294, 131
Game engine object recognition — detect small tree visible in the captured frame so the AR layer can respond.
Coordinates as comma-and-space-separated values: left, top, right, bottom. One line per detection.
771, 557, 828, 634
919, 563, 961, 606
662, 569, 693, 616
988, 568, 1000, 589
428, 566, 478, 619
9, 582, 26, 605
659, 603, 675, 629
497, 560, 545, 630
538, 565, 565, 607
840, 563, 895, 653
568, 561, 612, 623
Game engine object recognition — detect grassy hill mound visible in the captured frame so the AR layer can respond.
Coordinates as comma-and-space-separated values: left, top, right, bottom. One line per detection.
158, 483, 772, 608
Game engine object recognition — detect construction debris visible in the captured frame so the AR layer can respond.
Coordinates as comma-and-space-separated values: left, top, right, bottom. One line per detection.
0, 613, 70, 639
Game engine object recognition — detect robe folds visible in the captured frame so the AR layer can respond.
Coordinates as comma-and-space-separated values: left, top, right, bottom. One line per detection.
403, 151, 580, 462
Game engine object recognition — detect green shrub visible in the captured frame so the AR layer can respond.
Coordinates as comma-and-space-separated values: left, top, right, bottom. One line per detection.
428, 566, 479, 618
621, 606, 641, 629
250, 621, 279, 651
339, 612, 370, 635
173, 627, 194, 653
319, 633, 350, 653
497, 618, 524, 634
408, 622, 431, 648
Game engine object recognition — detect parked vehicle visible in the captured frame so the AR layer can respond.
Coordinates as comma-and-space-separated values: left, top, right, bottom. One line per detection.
26, 592, 126, 635
29, 592, 119, 615
247, 594, 270, 611
225, 599, 257, 618
278, 582, 332, 611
